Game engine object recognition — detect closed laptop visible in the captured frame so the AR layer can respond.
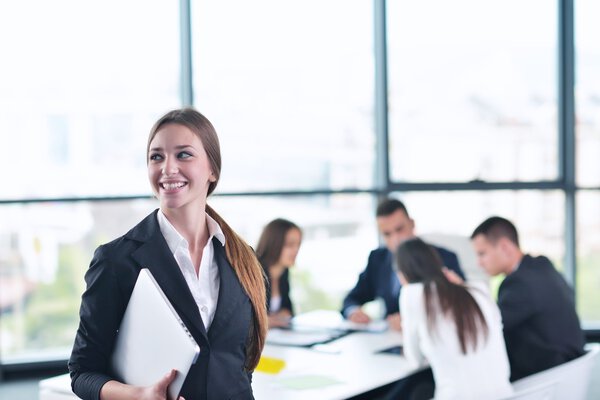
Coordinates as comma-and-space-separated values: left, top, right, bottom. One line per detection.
110, 268, 200, 400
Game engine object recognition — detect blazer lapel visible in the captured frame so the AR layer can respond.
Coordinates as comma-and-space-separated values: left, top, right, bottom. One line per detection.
208, 239, 247, 339
127, 211, 209, 343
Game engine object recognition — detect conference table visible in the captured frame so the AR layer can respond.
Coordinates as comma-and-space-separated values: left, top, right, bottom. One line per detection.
39, 311, 422, 400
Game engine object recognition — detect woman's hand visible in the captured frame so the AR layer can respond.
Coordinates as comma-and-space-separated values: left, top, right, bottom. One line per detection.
268, 310, 292, 328
442, 267, 464, 285
348, 308, 371, 324
100, 369, 184, 400
139, 369, 184, 400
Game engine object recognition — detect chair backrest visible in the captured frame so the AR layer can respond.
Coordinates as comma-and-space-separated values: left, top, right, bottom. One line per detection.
511, 343, 600, 400
499, 381, 557, 400
420, 233, 489, 283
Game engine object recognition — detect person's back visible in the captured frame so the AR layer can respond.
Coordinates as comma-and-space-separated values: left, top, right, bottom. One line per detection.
499, 254, 585, 380
394, 238, 512, 400
401, 282, 513, 399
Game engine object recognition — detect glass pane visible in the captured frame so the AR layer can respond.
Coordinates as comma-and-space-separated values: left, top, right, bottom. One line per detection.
0, 194, 378, 362
576, 191, 600, 325
0, 1, 179, 200
0, 199, 157, 363
575, 0, 600, 187
387, 0, 558, 183
209, 194, 378, 313
192, 0, 375, 192
392, 190, 565, 280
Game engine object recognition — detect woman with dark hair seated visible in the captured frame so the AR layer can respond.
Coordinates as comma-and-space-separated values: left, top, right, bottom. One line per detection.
256, 218, 302, 329
388, 238, 512, 400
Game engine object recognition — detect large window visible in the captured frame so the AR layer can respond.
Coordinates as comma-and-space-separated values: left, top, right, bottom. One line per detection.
0, 0, 179, 201
209, 194, 378, 312
1, 0, 597, 371
192, 0, 375, 192
575, 0, 600, 325
387, 0, 558, 183
575, 0, 600, 188
0, 0, 179, 364
576, 192, 600, 323
0, 200, 158, 362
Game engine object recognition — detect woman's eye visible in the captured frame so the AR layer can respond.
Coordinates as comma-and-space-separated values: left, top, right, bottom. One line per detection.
178, 151, 192, 159
149, 153, 163, 161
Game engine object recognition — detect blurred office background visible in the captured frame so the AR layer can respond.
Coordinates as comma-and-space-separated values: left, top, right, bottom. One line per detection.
1, 0, 599, 381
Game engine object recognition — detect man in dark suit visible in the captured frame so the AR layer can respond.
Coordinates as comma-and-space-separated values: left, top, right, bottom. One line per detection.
341, 199, 465, 331
471, 216, 585, 381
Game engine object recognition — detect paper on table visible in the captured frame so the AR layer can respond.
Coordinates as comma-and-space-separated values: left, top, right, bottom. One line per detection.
338, 319, 388, 333
266, 328, 343, 347
277, 375, 343, 390
290, 309, 388, 333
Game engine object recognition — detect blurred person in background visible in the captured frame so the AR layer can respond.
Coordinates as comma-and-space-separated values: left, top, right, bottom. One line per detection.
256, 218, 302, 329
471, 216, 585, 381
387, 238, 512, 400
341, 198, 465, 331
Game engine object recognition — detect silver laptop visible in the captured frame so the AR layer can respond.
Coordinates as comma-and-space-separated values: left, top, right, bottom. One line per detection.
110, 268, 200, 400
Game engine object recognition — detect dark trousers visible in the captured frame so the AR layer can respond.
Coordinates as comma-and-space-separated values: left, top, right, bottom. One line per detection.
383, 368, 435, 400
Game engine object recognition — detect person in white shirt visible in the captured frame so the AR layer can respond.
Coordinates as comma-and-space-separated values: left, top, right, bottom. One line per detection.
390, 238, 512, 400
69, 108, 267, 400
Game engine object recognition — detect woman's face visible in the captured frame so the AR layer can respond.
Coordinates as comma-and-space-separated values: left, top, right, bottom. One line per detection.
147, 123, 216, 211
278, 228, 302, 268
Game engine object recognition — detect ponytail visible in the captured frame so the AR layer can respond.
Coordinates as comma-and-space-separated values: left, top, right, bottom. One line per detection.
206, 205, 267, 370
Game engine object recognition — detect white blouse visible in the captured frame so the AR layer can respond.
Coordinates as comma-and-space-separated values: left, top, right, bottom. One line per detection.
157, 210, 225, 331
400, 281, 513, 400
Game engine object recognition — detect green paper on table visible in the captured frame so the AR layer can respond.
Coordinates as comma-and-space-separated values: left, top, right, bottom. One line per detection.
277, 374, 343, 390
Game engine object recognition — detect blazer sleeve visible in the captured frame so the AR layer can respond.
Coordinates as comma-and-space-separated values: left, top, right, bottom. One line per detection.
400, 284, 426, 369
341, 251, 378, 317
497, 276, 536, 332
68, 245, 129, 400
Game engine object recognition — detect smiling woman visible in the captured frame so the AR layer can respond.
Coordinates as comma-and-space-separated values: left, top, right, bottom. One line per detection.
147, 124, 217, 215
68, 108, 268, 400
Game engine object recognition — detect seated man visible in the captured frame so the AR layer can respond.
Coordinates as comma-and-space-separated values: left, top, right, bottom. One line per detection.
471, 216, 585, 381
341, 198, 465, 331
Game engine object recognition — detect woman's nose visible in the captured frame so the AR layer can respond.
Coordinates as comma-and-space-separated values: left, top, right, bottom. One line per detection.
162, 158, 179, 175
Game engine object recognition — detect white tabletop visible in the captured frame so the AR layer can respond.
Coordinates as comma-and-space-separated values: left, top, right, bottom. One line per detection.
39, 315, 419, 400
254, 333, 415, 400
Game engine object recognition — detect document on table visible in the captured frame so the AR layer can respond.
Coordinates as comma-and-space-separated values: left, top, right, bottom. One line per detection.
266, 328, 345, 347
290, 309, 389, 333
277, 375, 343, 390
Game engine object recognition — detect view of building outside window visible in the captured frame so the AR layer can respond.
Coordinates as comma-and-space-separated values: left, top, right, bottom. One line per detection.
0, 0, 179, 362
577, 192, 600, 323
576, 0, 600, 188
192, 0, 375, 192
575, 0, 600, 325
387, 0, 557, 183
0, 1, 179, 201
0, 200, 158, 361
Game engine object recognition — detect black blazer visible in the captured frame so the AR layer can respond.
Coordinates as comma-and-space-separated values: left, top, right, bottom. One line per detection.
341, 244, 464, 318
263, 266, 294, 316
69, 210, 255, 400
499, 254, 585, 381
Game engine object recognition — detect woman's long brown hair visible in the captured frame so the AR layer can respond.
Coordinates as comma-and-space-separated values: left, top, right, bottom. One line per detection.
396, 238, 488, 354
148, 108, 267, 370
